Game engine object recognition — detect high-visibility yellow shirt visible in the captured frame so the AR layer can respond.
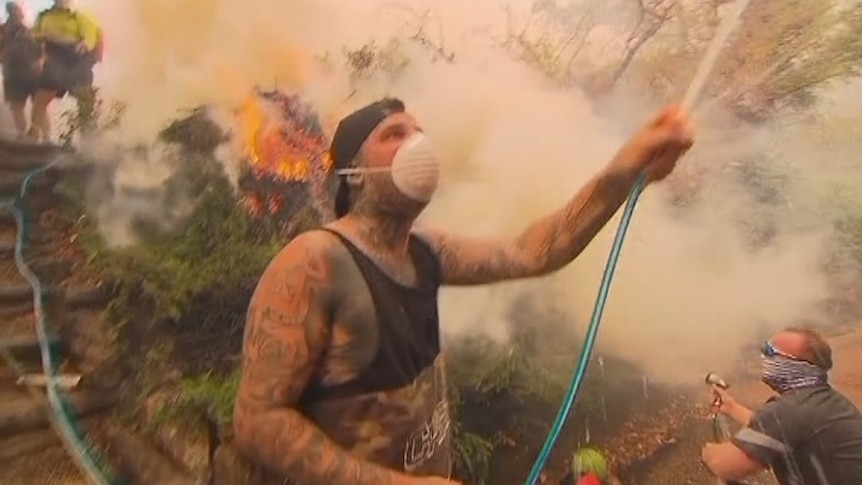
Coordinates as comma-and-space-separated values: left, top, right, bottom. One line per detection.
33, 7, 99, 51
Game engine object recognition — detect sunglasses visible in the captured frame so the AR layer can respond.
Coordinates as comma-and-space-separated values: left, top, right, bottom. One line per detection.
761, 341, 804, 361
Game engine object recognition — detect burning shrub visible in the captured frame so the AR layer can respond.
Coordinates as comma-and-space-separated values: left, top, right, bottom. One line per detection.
237, 87, 335, 229
76, 91, 327, 321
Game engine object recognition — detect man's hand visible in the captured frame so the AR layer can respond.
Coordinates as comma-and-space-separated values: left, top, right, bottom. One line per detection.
710, 385, 754, 426
612, 106, 694, 183
712, 384, 738, 414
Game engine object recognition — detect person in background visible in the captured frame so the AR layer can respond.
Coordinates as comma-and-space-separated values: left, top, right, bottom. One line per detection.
701, 326, 862, 485
0, 2, 40, 139
558, 448, 621, 485
231, 95, 693, 485
29, 0, 101, 143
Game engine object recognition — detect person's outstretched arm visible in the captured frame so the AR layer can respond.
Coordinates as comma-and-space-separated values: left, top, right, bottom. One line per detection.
418, 108, 694, 286
232, 233, 410, 485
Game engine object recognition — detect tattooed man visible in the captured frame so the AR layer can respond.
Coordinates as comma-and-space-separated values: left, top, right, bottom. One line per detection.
232, 98, 694, 485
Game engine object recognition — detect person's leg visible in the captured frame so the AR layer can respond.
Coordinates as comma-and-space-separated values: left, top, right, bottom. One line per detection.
8, 101, 27, 138
3, 79, 30, 138
29, 89, 58, 142
31, 54, 74, 143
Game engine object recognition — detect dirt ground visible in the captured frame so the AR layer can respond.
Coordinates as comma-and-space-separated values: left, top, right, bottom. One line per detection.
827, 325, 862, 403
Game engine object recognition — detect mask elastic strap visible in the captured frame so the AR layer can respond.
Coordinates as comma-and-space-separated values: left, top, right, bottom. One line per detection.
335, 167, 392, 176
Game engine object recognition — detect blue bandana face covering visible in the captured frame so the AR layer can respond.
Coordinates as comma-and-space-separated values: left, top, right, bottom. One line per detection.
761, 355, 828, 393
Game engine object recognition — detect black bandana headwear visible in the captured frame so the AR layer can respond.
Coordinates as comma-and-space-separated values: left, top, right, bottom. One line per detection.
329, 98, 405, 218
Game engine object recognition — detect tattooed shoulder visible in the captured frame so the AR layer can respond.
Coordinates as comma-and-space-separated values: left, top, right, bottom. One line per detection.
237, 231, 344, 412
413, 228, 530, 286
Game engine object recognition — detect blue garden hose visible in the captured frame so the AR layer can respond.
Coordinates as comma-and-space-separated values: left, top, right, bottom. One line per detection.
523, 172, 648, 485
2, 160, 119, 485
521, 0, 753, 475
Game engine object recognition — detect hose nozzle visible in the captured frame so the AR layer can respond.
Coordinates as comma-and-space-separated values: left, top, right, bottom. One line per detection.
705, 372, 729, 390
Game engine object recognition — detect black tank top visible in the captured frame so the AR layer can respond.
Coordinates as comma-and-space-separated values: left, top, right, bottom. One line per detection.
240, 229, 452, 483
303, 228, 442, 400
295, 229, 452, 478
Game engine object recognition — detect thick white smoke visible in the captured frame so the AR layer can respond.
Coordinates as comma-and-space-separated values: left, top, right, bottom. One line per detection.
58, 0, 862, 383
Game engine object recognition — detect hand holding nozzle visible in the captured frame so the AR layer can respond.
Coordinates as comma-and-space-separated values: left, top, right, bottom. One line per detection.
705, 372, 728, 390
705, 372, 729, 409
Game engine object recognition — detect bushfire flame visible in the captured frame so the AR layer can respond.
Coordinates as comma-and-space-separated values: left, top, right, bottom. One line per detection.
237, 89, 333, 220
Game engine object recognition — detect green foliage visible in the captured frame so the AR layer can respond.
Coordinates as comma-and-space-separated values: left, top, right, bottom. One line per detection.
446, 298, 621, 483
506, 0, 672, 89
58, 87, 127, 147
508, 32, 572, 82
451, 425, 496, 485
160, 107, 229, 154
514, 0, 862, 113
449, 334, 572, 404
79, 156, 281, 320
69, 109, 284, 321
710, 0, 862, 115
448, 366, 498, 485
840, 213, 862, 266
810, 173, 862, 267
177, 370, 242, 423
153, 370, 241, 427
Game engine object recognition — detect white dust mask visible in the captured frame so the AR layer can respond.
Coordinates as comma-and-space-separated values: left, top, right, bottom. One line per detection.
390, 133, 440, 202
336, 133, 441, 202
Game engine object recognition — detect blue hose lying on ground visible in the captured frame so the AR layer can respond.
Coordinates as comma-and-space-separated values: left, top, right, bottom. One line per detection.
3, 161, 120, 485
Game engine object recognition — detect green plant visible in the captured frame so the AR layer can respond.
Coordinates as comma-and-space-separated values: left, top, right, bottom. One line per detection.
67, 110, 288, 321
153, 370, 241, 427
178, 370, 242, 423
58, 87, 127, 147
818, 175, 862, 268
77, 163, 282, 320
452, 424, 496, 485
446, 325, 583, 482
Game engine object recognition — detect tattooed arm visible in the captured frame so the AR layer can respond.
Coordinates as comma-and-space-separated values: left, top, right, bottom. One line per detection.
417, 108, 693, 285
232, 233, 412, 485
418, 165, 637, 285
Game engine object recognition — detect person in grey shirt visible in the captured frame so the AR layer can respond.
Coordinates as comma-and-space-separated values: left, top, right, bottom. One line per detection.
701, 326, 862, 485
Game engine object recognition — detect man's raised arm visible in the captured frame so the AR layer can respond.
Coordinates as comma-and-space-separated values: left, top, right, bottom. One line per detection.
417, 107, 692, 286
231, 234, 407, 485
418, 164, 637, 285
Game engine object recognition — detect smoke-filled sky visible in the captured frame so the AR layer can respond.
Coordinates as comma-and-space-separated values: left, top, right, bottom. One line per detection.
15, 0, 862, 384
